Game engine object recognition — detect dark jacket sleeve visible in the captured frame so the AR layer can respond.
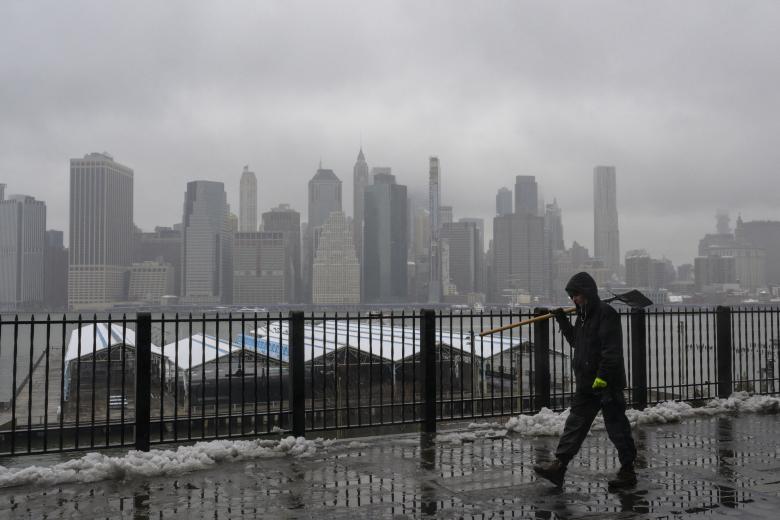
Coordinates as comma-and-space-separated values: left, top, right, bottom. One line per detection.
596, 305, 623, 382
555, 314, 575, 346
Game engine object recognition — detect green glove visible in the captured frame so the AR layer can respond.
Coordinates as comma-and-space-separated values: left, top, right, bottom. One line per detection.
592, 377, 607, 390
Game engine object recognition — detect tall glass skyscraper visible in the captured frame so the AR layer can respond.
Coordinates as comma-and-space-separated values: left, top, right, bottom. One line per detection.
363, 170, 408, 303
428, 156, 441, 303
181, 180, 233, 304
0, 193, 46, 310
239, 165, 258, 232
352, 148, 369, 263
593, 165, 621, 277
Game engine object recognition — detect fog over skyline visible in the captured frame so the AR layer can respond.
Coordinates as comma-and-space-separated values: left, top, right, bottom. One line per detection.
2, 0, 779, 265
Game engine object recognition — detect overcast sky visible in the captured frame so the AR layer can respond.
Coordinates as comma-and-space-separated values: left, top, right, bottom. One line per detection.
2, 0, 779, 265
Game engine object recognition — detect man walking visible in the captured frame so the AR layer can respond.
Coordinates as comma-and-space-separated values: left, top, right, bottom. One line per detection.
533, 272, 637, 488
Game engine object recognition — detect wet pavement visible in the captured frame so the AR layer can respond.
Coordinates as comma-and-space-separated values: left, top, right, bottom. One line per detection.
2, 414, 780, 519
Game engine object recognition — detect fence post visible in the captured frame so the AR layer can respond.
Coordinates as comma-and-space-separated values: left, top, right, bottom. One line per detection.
135, 313, 152, 452
420, 309, 436, 434
630, 308, 647, 410
290, 311, 305, 437
533, 308, 551, 410
716, 306, 733, 398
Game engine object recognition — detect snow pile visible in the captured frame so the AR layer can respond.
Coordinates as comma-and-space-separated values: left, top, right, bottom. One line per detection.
505, 407, 573, 436
504, 392, 780, 437
0, 436, 322, 489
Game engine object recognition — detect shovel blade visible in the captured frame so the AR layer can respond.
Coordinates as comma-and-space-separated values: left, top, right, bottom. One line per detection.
612, 289, 654, 309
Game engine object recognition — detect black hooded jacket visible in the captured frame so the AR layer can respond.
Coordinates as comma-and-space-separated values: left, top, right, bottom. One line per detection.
556, 272, 627, 392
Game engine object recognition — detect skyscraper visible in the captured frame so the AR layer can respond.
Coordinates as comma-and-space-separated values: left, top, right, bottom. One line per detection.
262, 204, 301, 302
232, 231, 288, 305
735, 218, 780, 285
133, 226, 182, 296
352, 148, 369, 262
128, 261, 175, 304
0, 193, 46, 310
181, 180, 233, 304
492, 213, 546, 302
239, 165, 258, 232
363, 170, 408, 303
308, 167, 342, 229
428, 156, 441, 303
313, 211, 360, 305
514, 175, 538, 216
304, 166, 342, 302
496, 187, 513, 216
593, 166, 621, 277
68, 152, 134, 309
544, 199, 565, 252
441, 221, 483, 295
44, 230, 68, 310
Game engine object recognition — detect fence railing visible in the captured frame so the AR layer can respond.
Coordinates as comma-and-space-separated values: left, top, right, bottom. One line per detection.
0, 306, 778, 456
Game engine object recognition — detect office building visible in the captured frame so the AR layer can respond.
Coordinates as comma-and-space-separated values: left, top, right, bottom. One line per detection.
181, 181, 232, 305
441, 221, 483, 295
492, 213, 545, 302
0, 193, 46, 310
735, 218, 780, 285
428, 157, 442, 302
134, 226, 182, 295
352, 148, 369, 262
68, 153, 134, 309
304, 167, 342, 302
239, 165, 258, 232
363, 170, 408, 303
593, 166, 621, 277
440, 205, 453, 226
44, 230, 68, 310
313, 211, 360, 304
232, 231, 287, 305
128, 261, 175, 304
496, 187, 513, 216
514, 175, 538, 216
263, 204, 301, 302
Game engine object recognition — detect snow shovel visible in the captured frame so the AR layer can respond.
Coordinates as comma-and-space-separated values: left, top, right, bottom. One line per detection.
478, 289, 653, 337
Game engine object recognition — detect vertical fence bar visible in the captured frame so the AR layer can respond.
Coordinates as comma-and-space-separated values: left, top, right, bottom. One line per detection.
290, 311, 305, 437
630, 308, 647, 410
135, 313, 152, 452
716, 306, 733, 399
533, 308, 551, 410
420, 309, 436, 434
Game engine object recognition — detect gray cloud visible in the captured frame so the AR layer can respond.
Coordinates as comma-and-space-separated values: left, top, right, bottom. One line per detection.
1, 0, 779, 265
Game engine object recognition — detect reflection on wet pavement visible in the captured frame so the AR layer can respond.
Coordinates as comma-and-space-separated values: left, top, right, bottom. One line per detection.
2, 414, 780, 518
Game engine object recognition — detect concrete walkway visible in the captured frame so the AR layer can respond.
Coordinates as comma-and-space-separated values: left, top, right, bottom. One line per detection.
2, 414, 780, 518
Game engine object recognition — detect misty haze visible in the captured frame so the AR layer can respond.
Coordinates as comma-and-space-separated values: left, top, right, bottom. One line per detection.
2, 2, 780, 519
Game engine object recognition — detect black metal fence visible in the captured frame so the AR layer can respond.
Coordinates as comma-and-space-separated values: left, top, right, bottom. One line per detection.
1, 306, 778, 456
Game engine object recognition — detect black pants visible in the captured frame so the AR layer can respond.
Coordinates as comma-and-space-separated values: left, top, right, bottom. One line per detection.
555, 390, 637, 467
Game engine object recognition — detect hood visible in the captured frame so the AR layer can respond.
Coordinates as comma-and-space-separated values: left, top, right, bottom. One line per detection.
565, 272, 599, 303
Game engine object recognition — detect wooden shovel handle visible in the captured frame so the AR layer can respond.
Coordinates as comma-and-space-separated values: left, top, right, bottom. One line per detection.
479, 307, 577, 337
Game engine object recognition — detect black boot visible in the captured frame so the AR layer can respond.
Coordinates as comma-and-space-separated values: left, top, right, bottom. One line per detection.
533, 459, 567, 487
608, 464, 637, 489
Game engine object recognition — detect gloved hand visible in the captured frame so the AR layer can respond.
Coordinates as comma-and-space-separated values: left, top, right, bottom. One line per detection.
592, 377, 607, 390
551, 307, 568, 323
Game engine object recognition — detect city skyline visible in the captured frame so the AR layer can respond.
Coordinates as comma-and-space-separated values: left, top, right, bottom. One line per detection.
3, 149, 778, 270
2, 2, 780, 266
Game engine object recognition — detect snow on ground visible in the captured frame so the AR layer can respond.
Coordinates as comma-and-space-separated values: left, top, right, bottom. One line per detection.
502, 391, 780, 436
2, 393, 777, 489
0, 436, 323, 489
